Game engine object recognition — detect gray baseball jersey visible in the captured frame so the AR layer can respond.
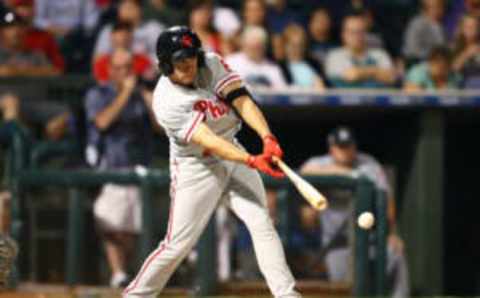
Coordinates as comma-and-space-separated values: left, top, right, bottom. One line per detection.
152, 52, 243, 160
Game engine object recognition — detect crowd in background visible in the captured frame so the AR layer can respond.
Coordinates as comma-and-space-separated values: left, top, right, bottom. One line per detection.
0, 0, 480, 90
0, 0, 474, 292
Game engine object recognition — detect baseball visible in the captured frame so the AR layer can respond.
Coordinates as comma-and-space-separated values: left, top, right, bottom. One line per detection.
357, 212, 375, 229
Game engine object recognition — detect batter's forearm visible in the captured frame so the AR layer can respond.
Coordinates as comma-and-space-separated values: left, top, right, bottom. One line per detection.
232, 96, 271, 138
191, 123, 250, 164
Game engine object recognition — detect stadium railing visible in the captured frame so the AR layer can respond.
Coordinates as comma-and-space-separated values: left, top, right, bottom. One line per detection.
6, 125, 387, 296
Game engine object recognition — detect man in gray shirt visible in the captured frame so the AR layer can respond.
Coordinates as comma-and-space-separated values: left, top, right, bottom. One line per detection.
85, 48, 154, 288
301, 127, 409, 298
403, 0, 446, 63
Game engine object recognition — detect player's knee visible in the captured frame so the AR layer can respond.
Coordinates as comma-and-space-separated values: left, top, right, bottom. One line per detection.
244, 212, 276, 239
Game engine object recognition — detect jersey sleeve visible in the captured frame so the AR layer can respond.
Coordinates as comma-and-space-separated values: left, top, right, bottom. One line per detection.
153, 96, 205, 144
206, 52, 243, 96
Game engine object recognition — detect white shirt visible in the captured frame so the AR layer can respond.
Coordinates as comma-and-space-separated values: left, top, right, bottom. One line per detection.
225, 52, 287, 89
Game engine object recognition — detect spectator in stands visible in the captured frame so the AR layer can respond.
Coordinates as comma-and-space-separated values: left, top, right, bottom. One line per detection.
142, 0, 186, 27
188, 0, 222, 54
325, 14, 396, 88
403, 0, 446, 64
308, 7, 336, 66
0, 10, 58, 76
279, 24, 326, 90
445, 0, 480, 40
94, 0, 164, 62
452, 14, 480, 88
33, 0, 101, 38
404, 47, 460, 91
356, 7, 385, 49
93, 22, 153, 84
85, 48, 154, 288
225, 26, 286, 89
301, 126, 410, 298
10, 0, 65, 73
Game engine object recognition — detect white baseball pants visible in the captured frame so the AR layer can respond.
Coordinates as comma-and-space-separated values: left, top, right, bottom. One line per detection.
123, 159, 300, 298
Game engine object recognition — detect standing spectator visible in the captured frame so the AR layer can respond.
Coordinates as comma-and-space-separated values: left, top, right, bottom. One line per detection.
300, 126, 410, 298
357, 7, 385, 49
10, 0, 65, 73
94, 0, 164, 62
33, 0, 101, 38
266, 0, 305, 36
93, 22, 153, 84
403, 0, 446, 64
0, 10, 58, 76
225, 26, 287, 89
188, 0, 222, 54
142, 0, 186, 27
325, 14, 396, 88
452, 14, 480, 88
404, 47, 460, 91
85, 48, 154, 288
308, 7, 336, 66
279, 24, 326, 90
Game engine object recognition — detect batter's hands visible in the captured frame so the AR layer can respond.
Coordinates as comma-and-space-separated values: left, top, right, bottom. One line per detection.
263, 135, 283, 160
247, 154, 285, 178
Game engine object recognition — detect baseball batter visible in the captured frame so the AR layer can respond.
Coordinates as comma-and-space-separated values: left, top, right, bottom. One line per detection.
123, 27, 300, 298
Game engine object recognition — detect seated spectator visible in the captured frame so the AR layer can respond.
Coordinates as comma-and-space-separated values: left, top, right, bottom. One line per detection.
188, 0, 222, 54
325, 14, 396, 88
279, 24, 326, 90
85, 48, 155, 288
445, 0, 480, 40
308, 7, 336, 66
452, 14, 480, 88
225, 26, 287, 89
142, 0, 186, 27
93, 22, 153, 84
404, 47, 460, 91
33, 0, 101, 38
301, 126, 410, 298
403, 0, 446, 64
10, 0, 65, 73
94, 0, 164, 62
0, 11, 58, 76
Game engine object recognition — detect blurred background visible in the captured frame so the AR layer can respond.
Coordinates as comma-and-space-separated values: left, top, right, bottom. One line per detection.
0, 0, 479, 297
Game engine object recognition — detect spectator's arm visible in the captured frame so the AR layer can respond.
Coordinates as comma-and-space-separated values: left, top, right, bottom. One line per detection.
300, 163, 352, 176
141, 88, 164, 134
313, 76, 326, 91
452, 45, 479, 71
403, 64, 425, 92
45, 112, 69, 140
93, 77, 135, 131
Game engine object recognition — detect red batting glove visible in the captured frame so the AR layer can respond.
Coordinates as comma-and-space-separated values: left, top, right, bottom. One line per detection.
247, 154, 285, 178
263, 135, 283, 160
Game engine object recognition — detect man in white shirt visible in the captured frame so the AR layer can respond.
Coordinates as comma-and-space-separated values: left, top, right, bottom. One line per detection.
225, 26, 287, 90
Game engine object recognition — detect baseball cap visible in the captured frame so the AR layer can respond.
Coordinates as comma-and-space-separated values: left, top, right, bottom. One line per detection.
327, 126, 356, 147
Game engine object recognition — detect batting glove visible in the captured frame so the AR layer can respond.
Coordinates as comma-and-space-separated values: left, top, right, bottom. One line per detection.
247, 154, 285, 178
263, 135, 283, 160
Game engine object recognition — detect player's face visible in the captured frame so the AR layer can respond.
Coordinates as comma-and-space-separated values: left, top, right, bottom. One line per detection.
170, 56, 198, 86
330, 144, 357, 167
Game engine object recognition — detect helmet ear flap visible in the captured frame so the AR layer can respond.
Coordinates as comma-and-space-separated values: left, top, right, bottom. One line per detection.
158, 59, 173, 75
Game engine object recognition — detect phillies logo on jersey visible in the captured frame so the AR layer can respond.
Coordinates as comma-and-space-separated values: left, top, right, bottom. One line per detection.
194, 99, 230, 119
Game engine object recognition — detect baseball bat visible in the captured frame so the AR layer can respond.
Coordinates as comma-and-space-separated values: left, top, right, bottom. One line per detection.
272, 156, 328, 211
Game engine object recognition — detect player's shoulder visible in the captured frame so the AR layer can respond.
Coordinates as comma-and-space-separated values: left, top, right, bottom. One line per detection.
153, 77, 198, 113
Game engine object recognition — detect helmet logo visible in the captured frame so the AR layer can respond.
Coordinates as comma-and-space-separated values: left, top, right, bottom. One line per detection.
181, 35, 193, 47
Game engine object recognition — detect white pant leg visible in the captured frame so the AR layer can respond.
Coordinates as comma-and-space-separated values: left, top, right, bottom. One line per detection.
226, 163, 300, 298
123, 162, 228, 298
216, 206, 232, 281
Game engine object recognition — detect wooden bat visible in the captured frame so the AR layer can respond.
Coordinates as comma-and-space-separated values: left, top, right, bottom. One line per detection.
272, 156, 328, 211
